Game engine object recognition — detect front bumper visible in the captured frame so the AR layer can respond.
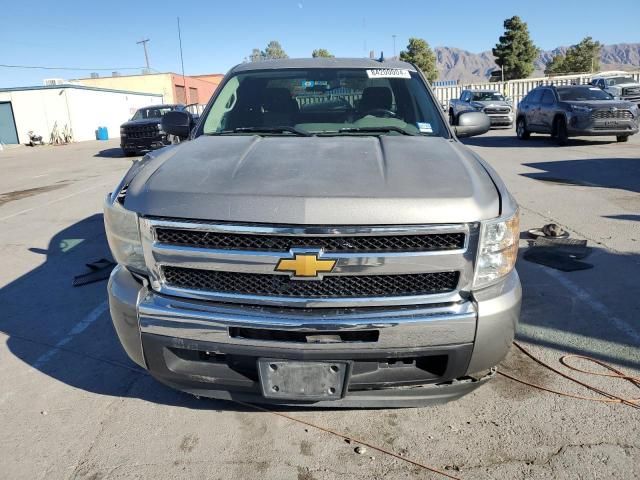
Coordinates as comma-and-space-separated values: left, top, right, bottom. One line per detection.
567, 116, 639, 137
487, 114, 514, 127
108, 266, 521, 407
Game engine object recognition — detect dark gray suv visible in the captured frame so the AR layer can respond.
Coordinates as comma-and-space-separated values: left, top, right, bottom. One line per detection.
516, 85, 639, 145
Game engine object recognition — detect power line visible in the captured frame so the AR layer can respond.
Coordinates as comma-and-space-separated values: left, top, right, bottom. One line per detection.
0, 63, 149, 71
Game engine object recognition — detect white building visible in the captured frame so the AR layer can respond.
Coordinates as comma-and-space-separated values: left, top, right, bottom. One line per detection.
0, 84, 162, 145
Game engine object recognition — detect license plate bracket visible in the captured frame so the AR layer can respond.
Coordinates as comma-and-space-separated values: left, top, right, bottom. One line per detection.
258, 359, 348, 401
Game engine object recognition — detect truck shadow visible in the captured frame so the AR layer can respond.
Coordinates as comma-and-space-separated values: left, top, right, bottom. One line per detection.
94, 148, 138, 159
521, 157, 640, 194
1, 215, 639, 410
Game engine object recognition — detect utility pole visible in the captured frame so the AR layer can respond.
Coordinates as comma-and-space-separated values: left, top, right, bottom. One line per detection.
392, 34, 397, 58
136, 39, 151, 71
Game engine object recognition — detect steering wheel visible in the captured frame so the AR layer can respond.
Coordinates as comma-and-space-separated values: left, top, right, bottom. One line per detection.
361, 108, 398, 118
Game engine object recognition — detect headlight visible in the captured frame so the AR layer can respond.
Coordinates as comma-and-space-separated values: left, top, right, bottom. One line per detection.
473, 209, 519, 289
120, 127, 126, 135
103, 193, 147, 273
157, 122, 165, 134
570, 105, 592, 114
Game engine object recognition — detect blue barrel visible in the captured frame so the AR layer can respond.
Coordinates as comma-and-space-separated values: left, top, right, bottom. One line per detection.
97, 126, 109, 140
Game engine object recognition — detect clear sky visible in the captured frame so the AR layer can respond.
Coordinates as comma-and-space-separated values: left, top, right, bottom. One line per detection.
1, 0, 638, 87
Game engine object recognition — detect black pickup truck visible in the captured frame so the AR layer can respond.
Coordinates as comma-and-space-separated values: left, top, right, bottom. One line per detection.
120, 104, 195, 156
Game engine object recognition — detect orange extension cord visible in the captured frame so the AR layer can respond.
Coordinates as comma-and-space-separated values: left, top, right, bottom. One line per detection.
502, 341, 640, 409
238, 341, 639, 479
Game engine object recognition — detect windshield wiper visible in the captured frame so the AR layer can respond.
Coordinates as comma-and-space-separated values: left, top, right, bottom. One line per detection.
230, 126, 313, 137
336, 126, 417, 136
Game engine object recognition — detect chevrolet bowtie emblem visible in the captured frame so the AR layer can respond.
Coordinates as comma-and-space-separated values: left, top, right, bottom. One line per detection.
275, 253, 336, 278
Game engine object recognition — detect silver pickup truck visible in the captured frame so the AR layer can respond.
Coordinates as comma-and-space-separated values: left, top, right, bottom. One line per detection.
449, 89, 514, 128
104, 58, 521, 408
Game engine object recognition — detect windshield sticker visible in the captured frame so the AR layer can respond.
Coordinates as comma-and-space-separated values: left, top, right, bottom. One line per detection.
417, 122, 433, 133
302, 80, 329, 87
366, 68, 411, 79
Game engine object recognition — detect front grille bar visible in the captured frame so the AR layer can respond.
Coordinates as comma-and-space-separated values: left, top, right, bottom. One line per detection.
163, 267, 460, 299
155, 228, 465, 253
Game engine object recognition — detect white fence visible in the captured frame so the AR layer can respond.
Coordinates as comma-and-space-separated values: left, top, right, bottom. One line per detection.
433, 71, 640, 108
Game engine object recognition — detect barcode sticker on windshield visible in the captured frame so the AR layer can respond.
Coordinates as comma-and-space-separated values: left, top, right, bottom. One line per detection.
366, 69, 411, 79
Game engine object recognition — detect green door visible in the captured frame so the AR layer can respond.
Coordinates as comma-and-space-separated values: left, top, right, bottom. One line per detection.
0, 102, 19, 145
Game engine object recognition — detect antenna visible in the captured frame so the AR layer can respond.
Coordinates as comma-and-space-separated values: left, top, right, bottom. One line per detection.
177, 17, 187, 103
378, 51, 385, 62
136, 39, 151, 70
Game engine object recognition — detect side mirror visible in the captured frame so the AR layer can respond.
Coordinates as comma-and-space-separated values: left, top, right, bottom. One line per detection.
454, 111, 491, 138
162, 111, 193, 139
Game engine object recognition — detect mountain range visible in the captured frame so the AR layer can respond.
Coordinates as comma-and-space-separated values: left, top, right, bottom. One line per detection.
434, 43, 640, 83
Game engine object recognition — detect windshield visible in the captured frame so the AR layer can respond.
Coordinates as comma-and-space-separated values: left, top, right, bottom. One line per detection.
557, 87, 613, 101
201, 68, 447, 137
605, 76, 635, 86
471, 91, 505, 101
131, 106, 176, 120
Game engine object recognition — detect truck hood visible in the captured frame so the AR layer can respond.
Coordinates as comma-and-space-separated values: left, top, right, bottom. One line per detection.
563, 99, 637, 109
125, 135, 499, 225
120, 118, 161, 128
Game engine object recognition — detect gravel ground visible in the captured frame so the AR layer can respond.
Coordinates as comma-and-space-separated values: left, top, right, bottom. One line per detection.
0, 132, 638, 479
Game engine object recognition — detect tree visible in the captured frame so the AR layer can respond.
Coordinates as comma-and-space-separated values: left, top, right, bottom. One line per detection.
250, 48, 265, 62
399, 38, 438, 83
544, 54, 567, 75
312, 48, 334, 58
544, 37, 602, 75
264, 41, 288, 59
249, 41, 288, 62
564, 37, 602, 73
492, 16, 538, 80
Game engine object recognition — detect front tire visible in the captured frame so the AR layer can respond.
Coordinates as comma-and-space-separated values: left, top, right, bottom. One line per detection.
616, 135, 629, 143
448, 110, 456, 126
123, 149, 137, 157
516, 118, 530, 140
555, 117, 569, 146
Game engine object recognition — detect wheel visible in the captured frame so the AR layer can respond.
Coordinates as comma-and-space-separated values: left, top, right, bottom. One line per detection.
123, 149, 137, 157
616, 135, 629, 143
449, 110, 456, 126
555, 117, 569, 146
516, 117, 530, 140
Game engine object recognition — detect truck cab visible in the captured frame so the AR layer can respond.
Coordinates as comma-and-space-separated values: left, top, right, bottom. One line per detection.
119, 104, 192, 156
591, 73, 640, 106
449, 89, 514, 128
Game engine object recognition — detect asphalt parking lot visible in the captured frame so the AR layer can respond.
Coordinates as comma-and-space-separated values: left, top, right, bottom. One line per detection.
1, 131, 639, 479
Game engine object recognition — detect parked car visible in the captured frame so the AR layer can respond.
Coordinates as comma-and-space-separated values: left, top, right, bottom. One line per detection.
590, 72, 640, 105
516, 85, 639, 145
104, 58, 521, 408
449, 89, 514, 128
119, 104, 194, 156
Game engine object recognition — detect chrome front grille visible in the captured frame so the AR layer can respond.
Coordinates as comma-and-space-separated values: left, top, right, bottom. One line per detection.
622, 87, 640, 97
484, 107, 511, 115
124, 125, 159, 138
139, 218, 478, 308
163, 267, 460, 298
591, 109, 633, 120
155, 228, 465, 252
